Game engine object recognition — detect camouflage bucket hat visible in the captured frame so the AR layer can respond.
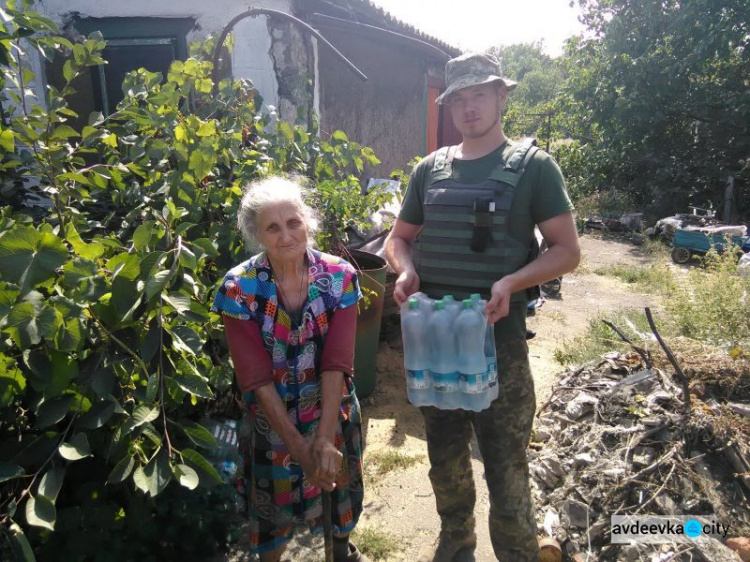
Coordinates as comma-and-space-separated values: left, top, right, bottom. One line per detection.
436, 53, 517, 105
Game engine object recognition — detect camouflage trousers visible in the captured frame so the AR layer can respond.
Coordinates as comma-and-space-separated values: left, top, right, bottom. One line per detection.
420, 339, 539, 562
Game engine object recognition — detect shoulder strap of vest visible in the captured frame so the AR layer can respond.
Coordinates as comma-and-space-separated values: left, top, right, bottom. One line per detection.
488, 138, 539, 186
430, 145, 458, 183
504, 137, 539, 172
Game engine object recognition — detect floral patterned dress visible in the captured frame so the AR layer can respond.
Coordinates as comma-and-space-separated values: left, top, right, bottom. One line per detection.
212, 249, 364, 554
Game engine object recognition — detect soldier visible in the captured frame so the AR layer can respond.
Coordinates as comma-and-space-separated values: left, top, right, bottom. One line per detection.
385, 53, 580, 561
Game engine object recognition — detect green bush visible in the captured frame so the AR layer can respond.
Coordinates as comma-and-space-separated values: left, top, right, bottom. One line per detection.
0, 2, 390, 558
666, 249, 750, 355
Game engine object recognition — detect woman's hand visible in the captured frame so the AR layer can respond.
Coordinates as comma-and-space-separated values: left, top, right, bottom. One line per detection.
311, 436, 343, 491
294, 438, 342, 491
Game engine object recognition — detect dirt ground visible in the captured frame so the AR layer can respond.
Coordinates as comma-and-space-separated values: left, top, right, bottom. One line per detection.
226, 233, 666, 561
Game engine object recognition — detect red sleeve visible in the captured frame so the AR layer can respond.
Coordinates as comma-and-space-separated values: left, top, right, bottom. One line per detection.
320, 304, 357, 376
222, 315, 274, 393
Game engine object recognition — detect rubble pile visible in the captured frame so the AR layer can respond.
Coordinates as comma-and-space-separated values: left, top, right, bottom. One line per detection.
530, 349, 750, 561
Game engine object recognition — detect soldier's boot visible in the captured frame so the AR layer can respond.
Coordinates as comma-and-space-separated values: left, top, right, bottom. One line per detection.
417, 532, 477, 562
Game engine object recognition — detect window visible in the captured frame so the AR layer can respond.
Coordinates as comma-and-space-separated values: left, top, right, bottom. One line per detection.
46, 17, 194, 124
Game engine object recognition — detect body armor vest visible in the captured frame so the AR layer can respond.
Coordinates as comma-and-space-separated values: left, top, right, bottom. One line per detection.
413, 138, 539, 301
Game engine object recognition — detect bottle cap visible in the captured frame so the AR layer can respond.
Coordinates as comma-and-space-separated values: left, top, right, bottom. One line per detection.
443, 294, 455, 302
434, 300, 446, 310
408, 298, 419, 309
470, 293, 481, 302
462, 299, 473, 308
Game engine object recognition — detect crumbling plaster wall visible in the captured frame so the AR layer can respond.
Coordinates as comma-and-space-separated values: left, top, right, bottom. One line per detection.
267, 18, 316, 126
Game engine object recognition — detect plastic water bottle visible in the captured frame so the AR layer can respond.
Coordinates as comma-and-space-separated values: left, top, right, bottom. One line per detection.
477, 300, 499, 404
442, 294, 461, 320
471, 295, 499, 406
455, 299, 489, 411
401, 298, 432, 406
428, 300, 460, 409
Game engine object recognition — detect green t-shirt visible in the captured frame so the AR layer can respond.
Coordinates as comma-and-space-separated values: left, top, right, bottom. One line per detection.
399, 140, 574, 340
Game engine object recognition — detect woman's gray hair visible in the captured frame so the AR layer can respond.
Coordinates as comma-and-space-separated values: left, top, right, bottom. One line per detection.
237, 176, 320, 249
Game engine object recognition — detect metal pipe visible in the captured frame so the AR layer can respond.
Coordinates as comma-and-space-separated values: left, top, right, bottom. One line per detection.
211, 8, 367, 94
311, 12, 452, 62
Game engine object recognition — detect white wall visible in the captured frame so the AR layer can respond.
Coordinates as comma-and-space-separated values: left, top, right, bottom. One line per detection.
34, 0, 294, 109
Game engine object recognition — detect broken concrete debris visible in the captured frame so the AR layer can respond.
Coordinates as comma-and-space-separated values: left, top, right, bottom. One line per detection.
530, 350, 750, 561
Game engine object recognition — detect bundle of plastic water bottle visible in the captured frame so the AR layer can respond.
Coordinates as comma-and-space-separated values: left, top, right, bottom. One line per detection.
401, 292, 498, 411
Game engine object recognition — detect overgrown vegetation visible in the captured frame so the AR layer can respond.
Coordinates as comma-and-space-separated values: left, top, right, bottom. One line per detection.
557, 249, 750, 365
0, 3, 392, 558
554, 308, 656, 366
666, 249, 750, 355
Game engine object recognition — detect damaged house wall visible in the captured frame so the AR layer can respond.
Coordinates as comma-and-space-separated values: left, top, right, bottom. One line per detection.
315, 24, 438, 176
267, 17, 316, 127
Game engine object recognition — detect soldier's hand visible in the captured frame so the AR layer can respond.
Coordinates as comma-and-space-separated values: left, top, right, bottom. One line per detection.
393, 269, 420, 308
486, 278, 513, 324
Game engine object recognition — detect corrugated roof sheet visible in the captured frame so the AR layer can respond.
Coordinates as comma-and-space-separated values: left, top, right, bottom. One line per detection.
303, 0, 461, 57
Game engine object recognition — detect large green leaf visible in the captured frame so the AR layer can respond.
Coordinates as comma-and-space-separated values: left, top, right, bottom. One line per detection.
135, 450, 172, 497
181, 421, 218, 450
131, 405, 159, 427
38, 466, 65, 502
162, 292, 191, 314
76, 399, 115, 429
58, 433, 92, 461
49, 124, 79, 140
0, 226, 68, 293
132, 221, 155, 252
169, 325, 204, 356
174, 463, 199, 490
145, 269, 173, 300
61, 258, 107, 301
50, 296, 85, 352
5, 292, 60, 348
64, 223, 104, 261
107, 455, 135, 484
25, 495, 56, 530
170, 368, 213, 399
34, 395, 74, 428
181, 448, 223, 485
46, 351, 79, 399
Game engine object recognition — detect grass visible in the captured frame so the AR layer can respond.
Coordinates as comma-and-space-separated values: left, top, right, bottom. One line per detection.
351, 527, 403, 561
556, 249, 750, 366
553, 308, 670, 366
367, 449, 424, 476
638, 234, 671, 257
593, 263, 677, 295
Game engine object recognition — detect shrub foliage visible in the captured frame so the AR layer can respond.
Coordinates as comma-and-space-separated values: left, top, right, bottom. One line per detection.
0, 2, 391, 557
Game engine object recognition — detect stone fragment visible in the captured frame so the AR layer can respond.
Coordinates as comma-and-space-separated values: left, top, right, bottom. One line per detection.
561, 498, 590, 529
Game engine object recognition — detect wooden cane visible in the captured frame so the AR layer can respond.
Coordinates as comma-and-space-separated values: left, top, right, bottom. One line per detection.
322, 490, 334, 562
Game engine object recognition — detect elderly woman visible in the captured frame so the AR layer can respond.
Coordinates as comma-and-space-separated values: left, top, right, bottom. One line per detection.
212, 177, 368, 562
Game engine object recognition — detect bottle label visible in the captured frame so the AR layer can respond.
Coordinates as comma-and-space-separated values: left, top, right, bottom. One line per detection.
460, 372, 485, 394
432, 372, 459, 393
487, 361, 497, 383
407, 369, 429, 389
